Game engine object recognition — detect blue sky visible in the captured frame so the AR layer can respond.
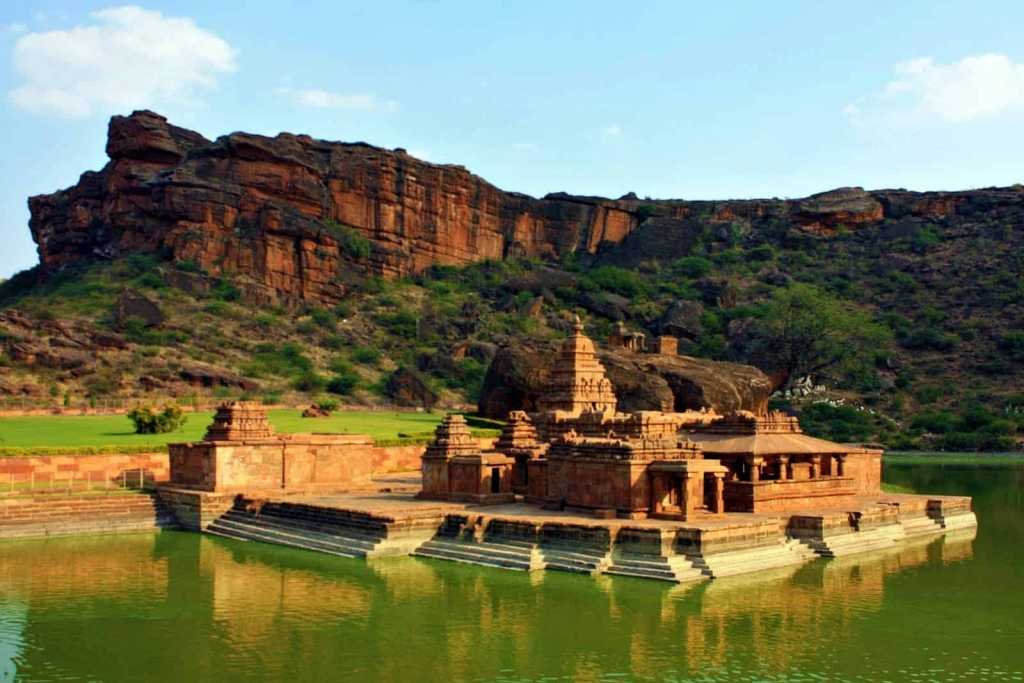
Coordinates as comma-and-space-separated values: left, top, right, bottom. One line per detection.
2, 1, 1023, 278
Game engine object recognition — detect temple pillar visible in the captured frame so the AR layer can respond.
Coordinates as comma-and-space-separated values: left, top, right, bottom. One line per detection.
778, 455, 791, 481
809, 457, 818, 479
747, 456, 763, 482
713, 473, 725, 514
680, 473, 693, 519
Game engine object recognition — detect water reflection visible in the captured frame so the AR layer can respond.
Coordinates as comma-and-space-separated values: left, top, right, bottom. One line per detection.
1, 465, 1019, 683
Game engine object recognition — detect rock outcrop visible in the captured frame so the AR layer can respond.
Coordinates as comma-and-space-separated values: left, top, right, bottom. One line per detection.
28, 111, 1024, 307
477, 341, 772, 418
29, 111, 641, 306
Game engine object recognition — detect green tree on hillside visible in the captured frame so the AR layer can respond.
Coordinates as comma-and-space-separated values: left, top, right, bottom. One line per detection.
745, 284, 891, 390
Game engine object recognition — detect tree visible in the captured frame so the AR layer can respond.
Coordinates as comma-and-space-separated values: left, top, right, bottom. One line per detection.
743, 284, 891, 390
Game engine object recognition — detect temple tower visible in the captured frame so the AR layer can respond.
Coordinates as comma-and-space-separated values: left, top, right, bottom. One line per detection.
203, 401, 276, 441
537, 317, 618, 415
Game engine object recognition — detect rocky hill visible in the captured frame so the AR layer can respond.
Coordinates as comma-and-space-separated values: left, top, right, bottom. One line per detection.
4, 111, 1024, 450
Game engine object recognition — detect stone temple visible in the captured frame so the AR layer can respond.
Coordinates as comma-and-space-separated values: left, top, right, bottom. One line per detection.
158, 323, 977, 584
419, 317, 883, 520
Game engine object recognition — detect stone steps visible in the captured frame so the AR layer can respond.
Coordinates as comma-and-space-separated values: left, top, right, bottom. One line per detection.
688, 540, 815, 579
901, 515, 944, 537
219, 509, 381, 550
206, 516, 371, 558
800, 525, 905, 558
934, 511, 978, 532
540, 546, 611, 574
604, 553, 706, 583
0, 493, 177, 539
413, 537, 538, 571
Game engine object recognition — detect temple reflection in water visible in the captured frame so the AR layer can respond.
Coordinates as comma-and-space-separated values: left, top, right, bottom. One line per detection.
0, 525, 976, 681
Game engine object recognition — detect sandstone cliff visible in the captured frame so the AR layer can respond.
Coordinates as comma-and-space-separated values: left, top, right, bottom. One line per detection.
29, 111, 638, 305
28, 111, 1024, 305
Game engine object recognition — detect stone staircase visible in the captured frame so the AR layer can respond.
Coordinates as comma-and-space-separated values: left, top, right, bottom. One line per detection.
901, 514, 945, 538
929, 510, 978, 532
206, 505, 388, 558
687, 539, 816, 578
798, 524, 906, 558
0, 492, 178, 539
413, 536, 542, 571
540, 544, 611, 574
604, 553, 706, 583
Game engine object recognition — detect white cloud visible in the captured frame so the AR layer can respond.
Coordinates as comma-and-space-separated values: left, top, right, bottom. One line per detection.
8, 6, 236, 118
858, 53, 1024, 124
5, 23, 27, 35
275, 87, 397, 112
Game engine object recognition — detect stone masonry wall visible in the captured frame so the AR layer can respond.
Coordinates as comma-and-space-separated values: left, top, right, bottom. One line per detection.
0, 452, 169, 491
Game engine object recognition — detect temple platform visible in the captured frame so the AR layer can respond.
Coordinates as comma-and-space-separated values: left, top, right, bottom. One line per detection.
159, 473, 977, 584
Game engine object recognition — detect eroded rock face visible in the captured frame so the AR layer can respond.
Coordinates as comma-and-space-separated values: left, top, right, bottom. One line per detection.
28, 111, 1024, 307
477, 340, 772, 418
29, 111, 642, 306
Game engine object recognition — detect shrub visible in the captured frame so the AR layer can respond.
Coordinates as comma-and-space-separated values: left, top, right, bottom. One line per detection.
999, 332, 1024, 361
749, 244, 777, 261
377, 309, 419, 339
245, 343, 313, 377
212, 279, 241, 302
127, 405, 187, 434
327, 371, 359, 395
910, 410, 957, 434
323, 220, 372, 260
900, 328, 959, 351
937, 432, 1014, 451
352, 346, 381, 366
672, 256, 713, 279
254, 313, 279, 330
310, 308, 336, 330
292, 372, 328, 393
135, 271, 166, 290
584, 266, 647, 298
175, 260, 204, 274
315, 398, 339, 413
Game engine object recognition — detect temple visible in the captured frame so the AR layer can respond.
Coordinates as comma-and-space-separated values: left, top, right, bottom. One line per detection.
156, 321, 977, 585
420, 317, 877, 519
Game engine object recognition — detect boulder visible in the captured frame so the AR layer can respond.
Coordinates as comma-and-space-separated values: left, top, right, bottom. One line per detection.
385, 367, 438, 409
178, 363, 258, 391
450, 340, 497, 365
578, 292, 631, 321
477, 341, 772, 418
658, 300, 704, 340
301, 404, 332, 418
114, 290, 164, 328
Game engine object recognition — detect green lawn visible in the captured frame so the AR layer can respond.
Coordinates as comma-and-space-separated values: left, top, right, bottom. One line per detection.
0, 410, 503, 456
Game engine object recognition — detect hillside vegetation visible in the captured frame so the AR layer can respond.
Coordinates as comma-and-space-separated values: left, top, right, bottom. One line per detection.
3, 198, 1023, 452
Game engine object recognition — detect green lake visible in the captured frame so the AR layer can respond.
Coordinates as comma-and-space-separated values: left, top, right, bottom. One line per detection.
2, 462, 1022, 682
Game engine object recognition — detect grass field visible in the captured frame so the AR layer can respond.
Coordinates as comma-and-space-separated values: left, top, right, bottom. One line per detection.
0, 410, 503, 456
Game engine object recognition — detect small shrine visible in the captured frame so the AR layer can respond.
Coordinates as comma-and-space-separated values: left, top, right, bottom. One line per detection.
493, 411, 547, 495
418, 414, 515, 504
168, 402, 374, 493
203, 401, 276, 441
